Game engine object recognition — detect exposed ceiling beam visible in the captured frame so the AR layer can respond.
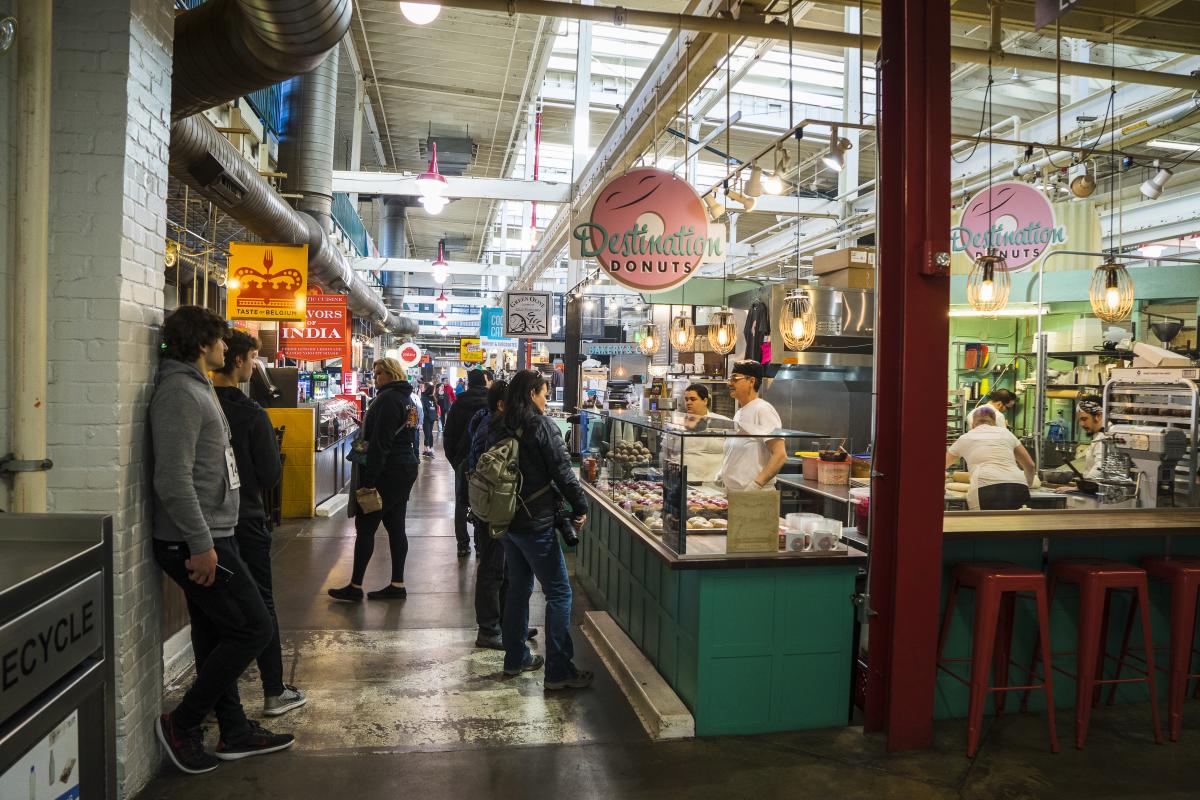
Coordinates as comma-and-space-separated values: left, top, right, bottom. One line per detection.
355, 257, 519, 276
333, 172, 571, 201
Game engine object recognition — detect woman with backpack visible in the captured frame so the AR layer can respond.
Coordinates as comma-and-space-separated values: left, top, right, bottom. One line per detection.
485, 370, 591, 689
329, 358, 420, 602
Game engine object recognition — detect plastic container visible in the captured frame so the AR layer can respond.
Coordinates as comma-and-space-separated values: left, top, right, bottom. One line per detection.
851, 455, 871, 479
802, 456, 821, 480
817, 459, 851, 485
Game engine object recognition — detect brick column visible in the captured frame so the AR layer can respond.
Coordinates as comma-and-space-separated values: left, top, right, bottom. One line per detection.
45, 0, 173, 793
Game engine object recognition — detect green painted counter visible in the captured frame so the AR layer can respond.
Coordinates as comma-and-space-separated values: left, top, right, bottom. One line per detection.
578, 482, 866, 736
936, 510, 1200, 720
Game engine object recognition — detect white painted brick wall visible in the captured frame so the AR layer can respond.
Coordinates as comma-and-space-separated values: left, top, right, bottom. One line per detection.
45, 0, 173, 795
0, 0, 13, 514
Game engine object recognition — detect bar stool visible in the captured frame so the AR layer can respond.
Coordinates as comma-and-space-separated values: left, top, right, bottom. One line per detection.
1024, 559, 1163, 749
936, 562, 1058, 757
1107, 556, 1200, 742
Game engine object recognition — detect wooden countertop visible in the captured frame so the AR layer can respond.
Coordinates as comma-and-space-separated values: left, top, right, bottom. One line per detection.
582, 482, 867, 570
943, 508, 1200, 538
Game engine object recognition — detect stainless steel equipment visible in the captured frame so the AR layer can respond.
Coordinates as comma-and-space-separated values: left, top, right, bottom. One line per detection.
1103, 373, 1199, 506
1107, 424, 1189, 507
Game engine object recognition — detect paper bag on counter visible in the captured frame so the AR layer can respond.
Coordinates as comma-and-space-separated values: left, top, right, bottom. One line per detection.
726, 489, 780, 553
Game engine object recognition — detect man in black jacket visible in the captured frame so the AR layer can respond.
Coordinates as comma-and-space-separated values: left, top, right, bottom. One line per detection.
213, 331, 307, 718
442, 369, 489, 557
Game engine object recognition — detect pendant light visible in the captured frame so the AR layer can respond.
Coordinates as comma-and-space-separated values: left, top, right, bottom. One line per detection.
638, 320, 662, 356
400, 1, 441, 25
707, 308, 737, 354
435, 289, 449, 311
1139, 165, 1172, 199
745, 164, 765, 197
703, 191, 724, 222
966, 250, 1011, 314
420, 194, 448, 215
1069, 159, 1096, 198
417, 142, 447, 199
670, 311, 695, 351
780, 288, 816, 350
1089, 257, 1134, 322
431, 241, 449, 284
707, 37, 738, 358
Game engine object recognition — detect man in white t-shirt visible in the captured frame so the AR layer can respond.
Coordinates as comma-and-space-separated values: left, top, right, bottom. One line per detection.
719, 361, 787, 491
967, 388, 1017, 430
947, 405, 1035, 510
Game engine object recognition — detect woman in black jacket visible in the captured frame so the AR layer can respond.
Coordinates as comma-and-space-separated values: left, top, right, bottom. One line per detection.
420, 382, 437, 459
487, 370, 591, 689
329, 358, 420, 602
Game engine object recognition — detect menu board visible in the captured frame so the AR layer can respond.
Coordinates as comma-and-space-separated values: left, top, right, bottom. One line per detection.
726, 489, 780, 553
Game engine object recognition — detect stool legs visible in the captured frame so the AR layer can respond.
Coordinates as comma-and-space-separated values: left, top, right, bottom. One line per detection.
1034, 586, 1060, 753
1074, 581, 1106, 749
993, 594, 1016, 716
1166, 578, 1199, 741
1135, 578, 1165, 745
966, 583, 1001, 758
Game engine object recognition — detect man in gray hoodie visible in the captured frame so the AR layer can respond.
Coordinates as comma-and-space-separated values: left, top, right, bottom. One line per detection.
150, 306, 293, 775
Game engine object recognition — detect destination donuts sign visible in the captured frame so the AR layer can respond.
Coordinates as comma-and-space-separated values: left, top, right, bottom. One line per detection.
570, 168, 725, 293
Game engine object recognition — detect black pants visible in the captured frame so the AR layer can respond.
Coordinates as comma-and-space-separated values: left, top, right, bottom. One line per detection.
154, 537, 272, 737
978, 483, 1032, 510
234, 517, 284, 696
352, 464, 419, 585
473, 525, 507, 636
422, 418, 434, 449
453, 462, 472, 551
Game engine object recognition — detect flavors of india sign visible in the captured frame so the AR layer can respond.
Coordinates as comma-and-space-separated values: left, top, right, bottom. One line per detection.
226, 242, 308, 321
951, 182, 1068, 273
280, 290, 351, 362
570, 168, 724, 293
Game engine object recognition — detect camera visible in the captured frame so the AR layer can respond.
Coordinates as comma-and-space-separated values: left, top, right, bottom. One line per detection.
555, 511, 579, 548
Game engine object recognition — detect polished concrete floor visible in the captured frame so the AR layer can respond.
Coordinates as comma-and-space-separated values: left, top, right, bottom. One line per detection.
138, 449, 1200, 799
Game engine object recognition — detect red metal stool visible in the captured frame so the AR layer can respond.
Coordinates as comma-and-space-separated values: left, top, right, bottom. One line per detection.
936, 562, 1058, 757
1107, 556, 1200, 742
1024, 559, 1163, 749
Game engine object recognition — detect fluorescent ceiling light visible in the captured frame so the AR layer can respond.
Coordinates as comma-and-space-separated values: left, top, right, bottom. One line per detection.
1146, 139, 1200, 152
949, 304, 1049, 318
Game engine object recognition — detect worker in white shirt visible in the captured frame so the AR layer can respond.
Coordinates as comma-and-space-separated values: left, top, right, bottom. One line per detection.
720, 361, 787, 491
947, 405, 1035, 510
968, 388, 1017, 429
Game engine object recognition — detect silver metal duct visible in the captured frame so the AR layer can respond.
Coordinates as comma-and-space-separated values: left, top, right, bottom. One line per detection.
279, 48, 339, 225
172, 0, 353, 121
169, 114, 418, 335
378, 199, 408, 312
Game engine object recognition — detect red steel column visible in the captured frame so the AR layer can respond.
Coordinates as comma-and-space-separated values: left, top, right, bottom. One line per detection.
864, 0, 951, 750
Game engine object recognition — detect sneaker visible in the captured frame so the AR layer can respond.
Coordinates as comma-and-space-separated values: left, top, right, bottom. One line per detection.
327, 584, 363, 602
156, 713, 219, 775
457, 547, 470, 558
215, 721, 295, 761
527, 627, 538, 640
545, 669, 594, 691
503, 655, 545, 676
367, 584, 407, 600
263, 685, 307, 717
475, 633, 504, 650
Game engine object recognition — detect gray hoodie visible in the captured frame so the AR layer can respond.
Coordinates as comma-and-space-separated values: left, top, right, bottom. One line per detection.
150, 359, 240, 553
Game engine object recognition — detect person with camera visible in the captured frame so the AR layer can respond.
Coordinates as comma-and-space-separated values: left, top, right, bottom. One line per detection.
329, 358, 421, 602
485, 370, 592, 690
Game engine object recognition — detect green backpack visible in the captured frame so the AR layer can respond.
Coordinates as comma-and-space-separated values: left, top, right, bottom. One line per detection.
467, 427, 549, 539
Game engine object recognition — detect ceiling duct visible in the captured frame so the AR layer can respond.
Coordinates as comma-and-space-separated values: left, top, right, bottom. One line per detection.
379, 198, 409, 312
172, 0, 353, 121
421, 134, 476, 176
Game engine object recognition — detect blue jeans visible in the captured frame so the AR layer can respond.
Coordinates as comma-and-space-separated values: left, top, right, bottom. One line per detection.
502, 525, 575, 681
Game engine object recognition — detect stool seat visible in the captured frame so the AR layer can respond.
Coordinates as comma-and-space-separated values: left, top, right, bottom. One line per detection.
1143, 556, 1200, 581
938, 561, 1057, 757
1051, 559, 1145, 583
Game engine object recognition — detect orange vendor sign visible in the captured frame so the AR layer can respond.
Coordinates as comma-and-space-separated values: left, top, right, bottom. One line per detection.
280, 290, 351, 363
226, 242, 308, 321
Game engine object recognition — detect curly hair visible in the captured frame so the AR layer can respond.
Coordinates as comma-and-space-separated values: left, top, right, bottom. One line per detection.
214, 329, 260, 375
161, 305, 228, 363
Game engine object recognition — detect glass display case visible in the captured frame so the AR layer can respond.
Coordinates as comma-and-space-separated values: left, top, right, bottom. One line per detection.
316, 397, 360, 450
579, 409, 840, 556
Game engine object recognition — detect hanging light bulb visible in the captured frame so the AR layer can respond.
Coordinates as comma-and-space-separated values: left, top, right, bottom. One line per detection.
703, 192, 725, 221
1140, 166, 1172, 199
1089, 258, 1134, 323
1069, 160, 1096, 198
638, 321, 662, 356
420, 194, 448, 215
707, 308, 737, 355
669, 312, 695, 351
399, 1, 441, 25
164, 241, 178, 268
966, 250, 1011, 314
1140, 244, 1165, 259
760, 171, 784, 195
438, 310, 447, 321
779, 288, 816, 351
431, 241, 450, 284
435, 290, 449, 311
416, 141, 448, 198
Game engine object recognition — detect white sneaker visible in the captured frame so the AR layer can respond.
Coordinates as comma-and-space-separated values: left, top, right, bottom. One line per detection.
263, 685, 307, 717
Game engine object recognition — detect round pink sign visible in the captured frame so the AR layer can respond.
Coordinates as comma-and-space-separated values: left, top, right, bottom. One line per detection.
572, 168, 717, 293
954, 181, 1063, 272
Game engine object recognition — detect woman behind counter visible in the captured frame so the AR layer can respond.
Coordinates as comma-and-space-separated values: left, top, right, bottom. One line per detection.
676, 383, 730, 483
946, 405, 1035, 510
721, 361, 788, 491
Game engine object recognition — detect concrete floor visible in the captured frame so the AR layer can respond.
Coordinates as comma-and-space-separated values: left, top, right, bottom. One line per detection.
138, 452, 1200, 799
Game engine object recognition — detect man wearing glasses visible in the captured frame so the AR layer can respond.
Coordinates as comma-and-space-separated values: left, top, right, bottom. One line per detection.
719, 361, 787, 491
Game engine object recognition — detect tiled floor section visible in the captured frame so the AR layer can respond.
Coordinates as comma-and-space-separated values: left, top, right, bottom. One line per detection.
140, 452, 1200, 799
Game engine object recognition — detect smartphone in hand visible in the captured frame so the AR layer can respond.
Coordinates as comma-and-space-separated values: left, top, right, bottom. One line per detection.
214, 564, 235, 586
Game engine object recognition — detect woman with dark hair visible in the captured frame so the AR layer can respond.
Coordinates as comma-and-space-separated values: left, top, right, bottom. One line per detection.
677, 382, 730, 482
329, 358, 420, 602
420, 382, 437, 459
487, 370, 592, 689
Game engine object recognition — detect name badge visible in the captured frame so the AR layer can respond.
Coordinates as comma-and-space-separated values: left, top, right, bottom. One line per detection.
225, 445, 241, 490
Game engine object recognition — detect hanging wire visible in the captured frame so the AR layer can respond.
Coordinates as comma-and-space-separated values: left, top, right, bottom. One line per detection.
951, 76, 993, 165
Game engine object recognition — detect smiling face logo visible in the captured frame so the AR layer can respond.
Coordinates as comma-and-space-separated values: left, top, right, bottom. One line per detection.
572, 168, 719, 293
954, 181, 1065, 272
